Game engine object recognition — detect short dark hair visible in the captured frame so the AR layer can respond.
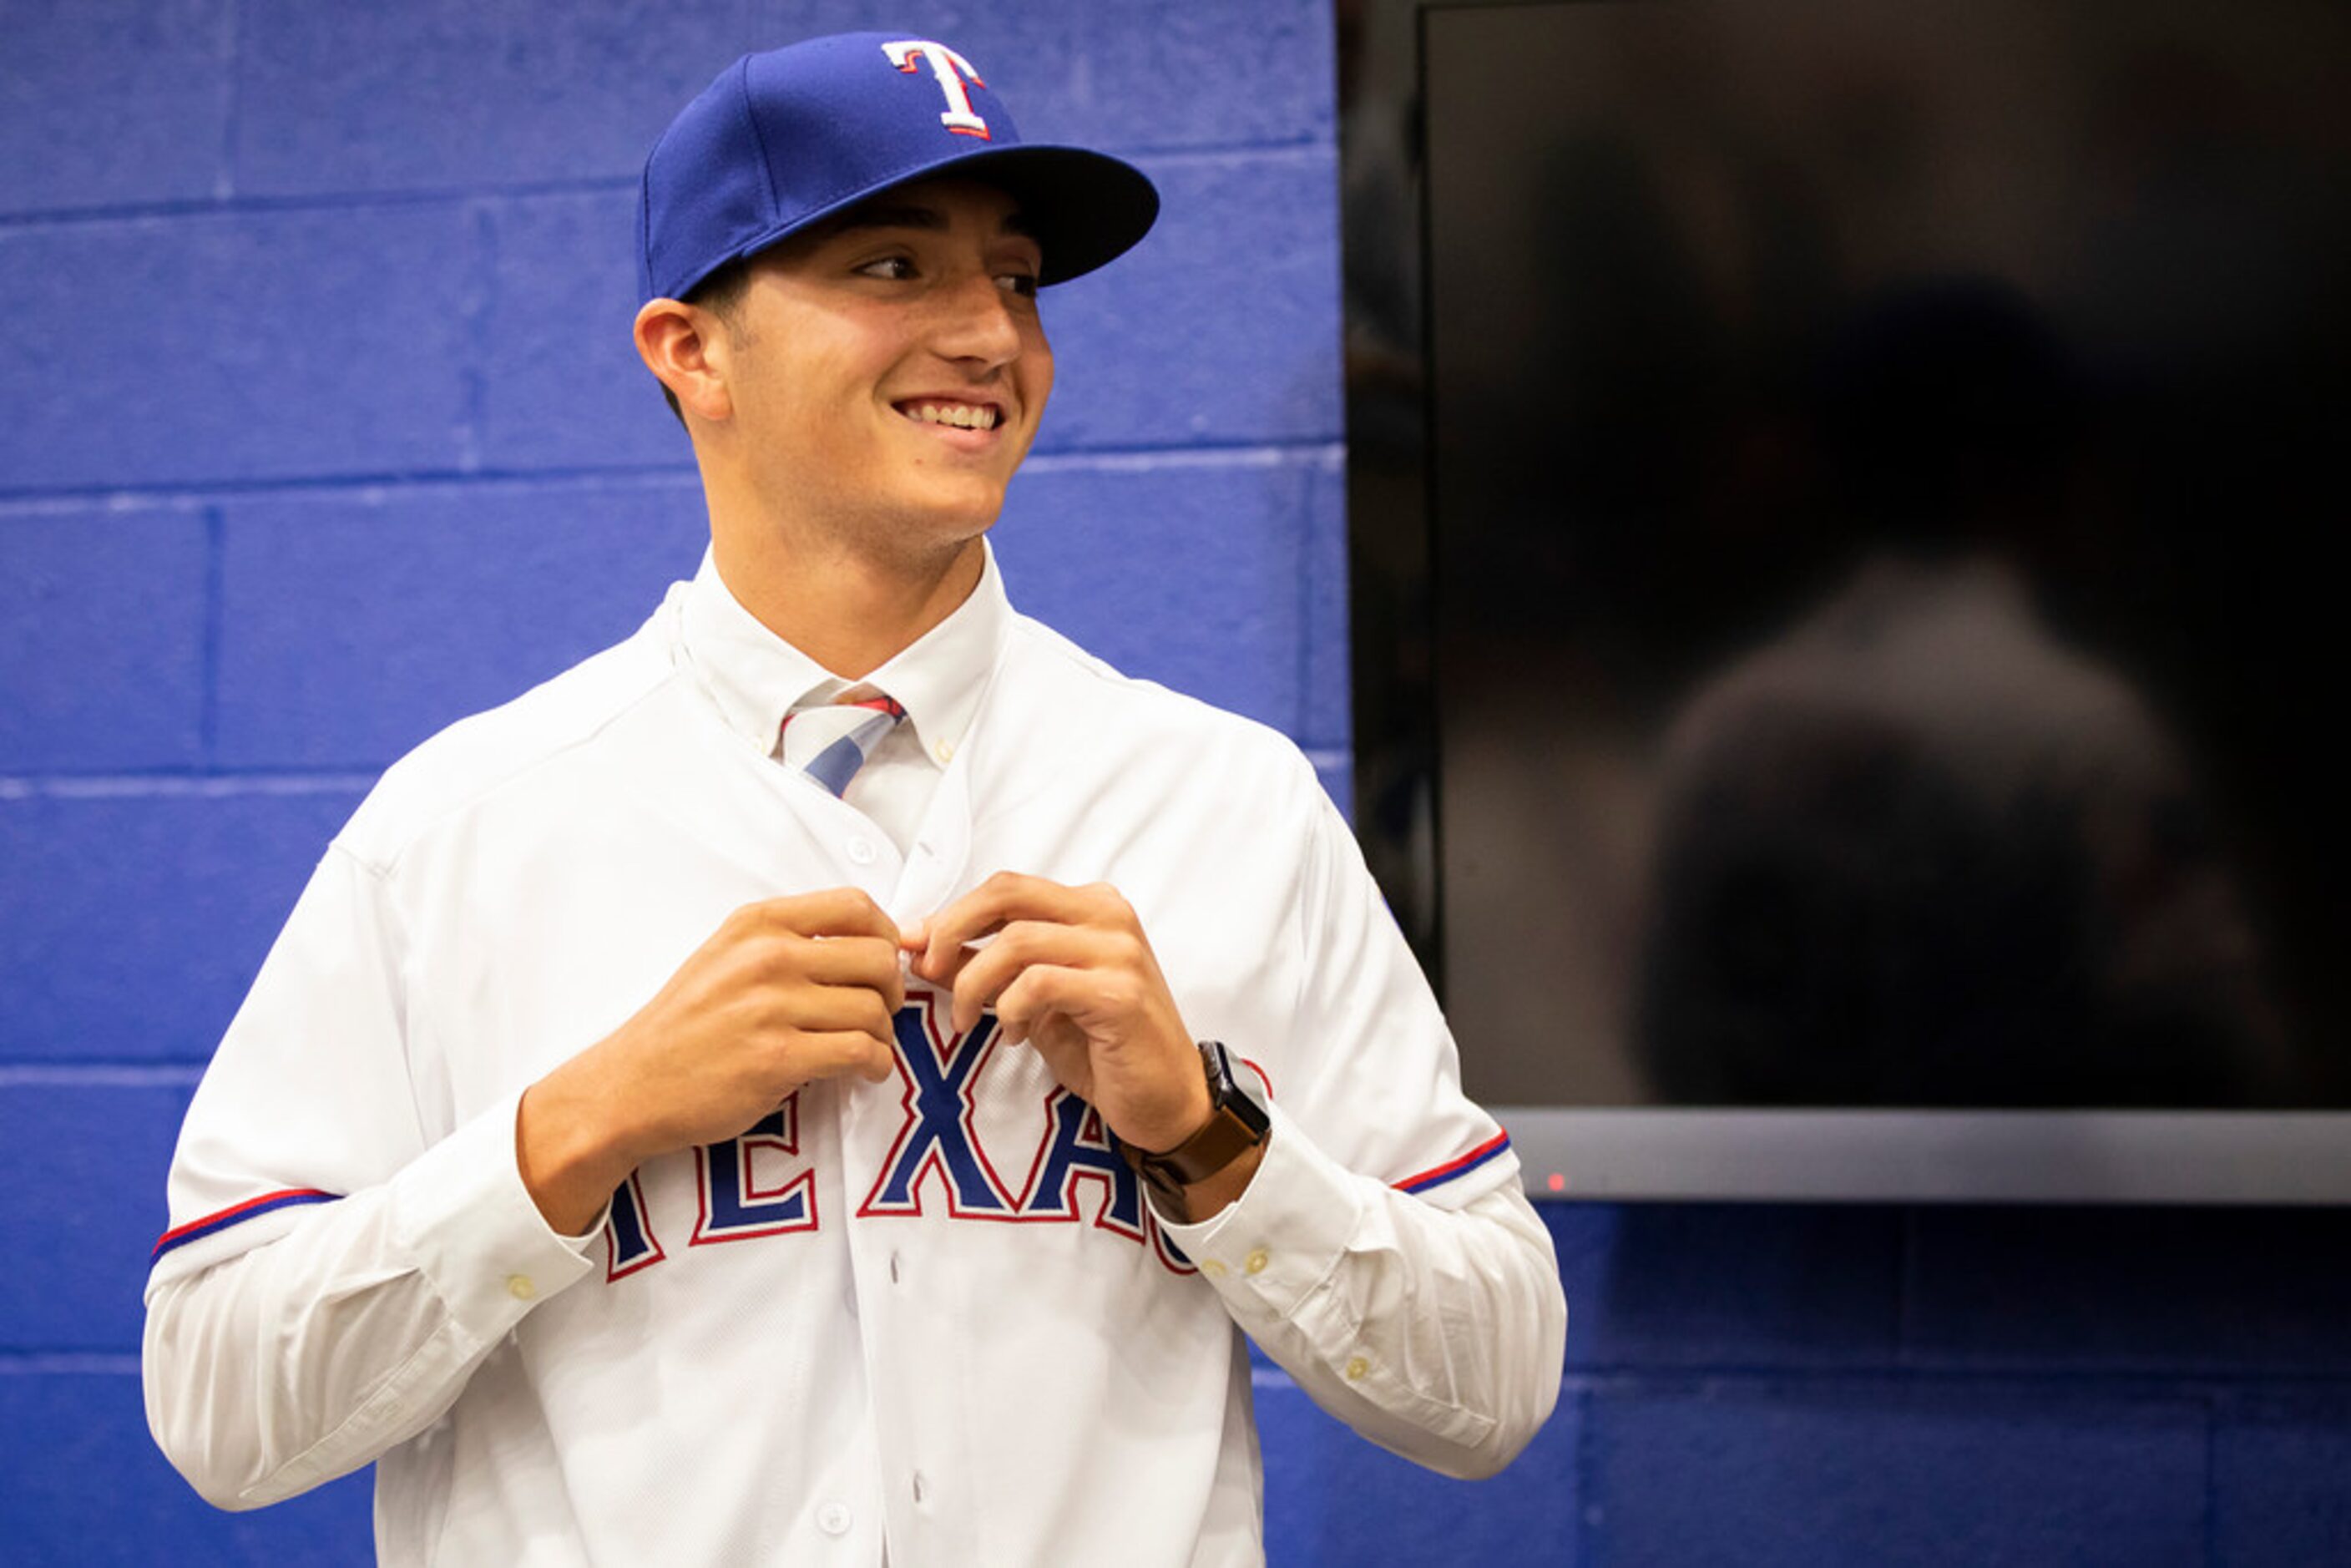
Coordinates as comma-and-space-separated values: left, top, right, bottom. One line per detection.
659, 257, 756, 427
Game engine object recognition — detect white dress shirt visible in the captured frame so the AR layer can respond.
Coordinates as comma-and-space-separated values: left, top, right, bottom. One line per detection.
682, 545, 992, 854
144, 544, 1566, 1566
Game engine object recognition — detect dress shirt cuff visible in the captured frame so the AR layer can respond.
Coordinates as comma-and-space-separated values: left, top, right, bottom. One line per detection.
1154, 1101, 1363, 1318
389, 1089, 601, 1347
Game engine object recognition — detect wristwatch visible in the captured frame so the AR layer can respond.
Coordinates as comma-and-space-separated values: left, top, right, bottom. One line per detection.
1120, 1041, 1272, 1222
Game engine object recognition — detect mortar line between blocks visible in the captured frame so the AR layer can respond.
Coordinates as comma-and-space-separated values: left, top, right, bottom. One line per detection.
0, 145, 1333, 232
0, 771, 378, 800
0, 443, 1348, 507
213, 0, 241, 202
0, 1064, 206, 1088
199, 505, 225, 766
0, 1353, 145, 1376
460, 202, 496, 472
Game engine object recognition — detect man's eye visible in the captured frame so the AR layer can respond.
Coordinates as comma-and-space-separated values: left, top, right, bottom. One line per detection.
996, 271, 1039, 298
857, 256, 916, 281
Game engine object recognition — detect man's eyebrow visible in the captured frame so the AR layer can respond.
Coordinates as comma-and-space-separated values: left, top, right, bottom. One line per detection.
832, 203, 948, 234
827, 202, 1041, 241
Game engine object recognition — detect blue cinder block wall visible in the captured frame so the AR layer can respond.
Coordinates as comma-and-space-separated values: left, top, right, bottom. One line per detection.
3, 4, 2346, 1564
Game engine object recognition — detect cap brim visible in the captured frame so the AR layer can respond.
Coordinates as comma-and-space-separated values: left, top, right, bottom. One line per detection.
684, 142, 1158, 296
937, 144, 1160, 286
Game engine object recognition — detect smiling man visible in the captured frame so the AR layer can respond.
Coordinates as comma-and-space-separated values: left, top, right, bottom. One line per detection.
144, 33, 1565, 1566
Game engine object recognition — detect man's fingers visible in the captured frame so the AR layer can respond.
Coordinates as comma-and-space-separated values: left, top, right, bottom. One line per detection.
993, 963, 1086, 1043
917, 873, 1095, 980
755, 886, 902, 944
782, 981, 901, 1042
947, 921, 1111, 1033
791, 934, 906, 1012
793, 1029, 899, 1084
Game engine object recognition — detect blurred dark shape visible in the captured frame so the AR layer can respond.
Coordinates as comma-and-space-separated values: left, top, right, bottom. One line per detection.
1818, 277, 2083, 556
1636, 281, 2287, 1106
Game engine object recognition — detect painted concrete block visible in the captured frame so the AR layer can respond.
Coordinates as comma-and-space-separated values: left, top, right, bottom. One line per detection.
993, 454, 1312, 738
230, 0, 751, 195
2213, 1398, 2351, 1567
0, 0, 227, 213
1256, 1373, 1579, 1568
478, 190, 690, 473
0, 206, 473, 489
0, 1373, 372, 1565
1904, 1206, 2351, 1373
1545, 1202, 1904, 1371
0, 787, 361, 1061
1583, 1382, 2205, 1568
0, 1082, 189, 1351
751, 0, 1335, 152
1301, 453, 1352, 751
0, 503, 209, 771
1036, 151, 1343, 455
215, 479, 707, 768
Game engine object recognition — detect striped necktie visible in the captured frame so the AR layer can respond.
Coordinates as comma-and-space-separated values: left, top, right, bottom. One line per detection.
779, 689, 906, 797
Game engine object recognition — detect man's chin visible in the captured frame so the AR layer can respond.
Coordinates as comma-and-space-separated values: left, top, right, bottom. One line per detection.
906, 481, 1011, 539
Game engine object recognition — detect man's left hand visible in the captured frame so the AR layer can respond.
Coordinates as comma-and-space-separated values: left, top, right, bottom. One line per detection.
905, 873, 1211, 1155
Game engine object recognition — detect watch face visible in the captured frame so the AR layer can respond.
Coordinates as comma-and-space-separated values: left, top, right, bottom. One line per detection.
1200, 1042, 1272, 1139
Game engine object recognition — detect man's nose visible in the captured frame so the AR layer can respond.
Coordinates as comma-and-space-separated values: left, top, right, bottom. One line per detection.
931, 271, 1025, 367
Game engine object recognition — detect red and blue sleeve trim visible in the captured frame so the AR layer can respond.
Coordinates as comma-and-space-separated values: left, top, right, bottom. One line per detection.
1393, 1130, 1513, 1196
152, 1188, 340, 1262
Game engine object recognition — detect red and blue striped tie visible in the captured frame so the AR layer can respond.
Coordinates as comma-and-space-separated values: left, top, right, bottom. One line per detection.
779, 690, 906, 797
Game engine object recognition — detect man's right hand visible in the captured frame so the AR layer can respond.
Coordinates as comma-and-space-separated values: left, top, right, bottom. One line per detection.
515, 888, 904, 1234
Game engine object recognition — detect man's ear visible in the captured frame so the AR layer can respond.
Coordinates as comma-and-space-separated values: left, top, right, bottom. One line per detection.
634, 298, 734, 423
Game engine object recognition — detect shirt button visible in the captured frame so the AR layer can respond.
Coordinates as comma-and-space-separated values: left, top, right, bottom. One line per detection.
1244, 1247, 1270, 1276
506, 1274, 535, 1301
1200, 1258, 1229, 1279
1344, 1355, 1369, 1382
934, 740, 955, 763
817, 1501, 852, 1536
847, 837, 877, 866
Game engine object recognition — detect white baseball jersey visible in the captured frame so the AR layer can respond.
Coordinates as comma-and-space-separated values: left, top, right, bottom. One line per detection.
144, 547, 1565, 1566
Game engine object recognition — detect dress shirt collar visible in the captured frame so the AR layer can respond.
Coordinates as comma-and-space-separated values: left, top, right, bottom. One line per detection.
680, 541, 1008, 766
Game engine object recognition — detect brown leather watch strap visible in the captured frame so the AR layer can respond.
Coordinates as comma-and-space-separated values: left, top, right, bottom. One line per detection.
1120, 1042, 1270, 1222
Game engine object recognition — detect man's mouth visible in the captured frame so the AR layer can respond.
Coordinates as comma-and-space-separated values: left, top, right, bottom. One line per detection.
897, 400, 1002, 431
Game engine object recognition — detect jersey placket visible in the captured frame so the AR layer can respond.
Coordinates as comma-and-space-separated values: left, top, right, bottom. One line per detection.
837, 746, 981, 1565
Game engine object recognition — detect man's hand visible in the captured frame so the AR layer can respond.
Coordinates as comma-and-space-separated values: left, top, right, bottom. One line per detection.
905, 873, 1212, 1156
517, 888, 903, 1234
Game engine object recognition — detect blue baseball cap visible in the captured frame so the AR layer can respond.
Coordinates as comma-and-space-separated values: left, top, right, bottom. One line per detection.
637, 32, 1160, 304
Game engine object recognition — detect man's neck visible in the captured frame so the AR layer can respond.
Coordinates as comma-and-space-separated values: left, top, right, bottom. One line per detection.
709, 526, 987, 680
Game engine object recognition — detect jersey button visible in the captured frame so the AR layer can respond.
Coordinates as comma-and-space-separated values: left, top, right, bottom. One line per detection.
847, 836, 878, 866
817, 1501, 852, 1536
1244, 1247, 1270, 1276
505, 1274, 535, 1301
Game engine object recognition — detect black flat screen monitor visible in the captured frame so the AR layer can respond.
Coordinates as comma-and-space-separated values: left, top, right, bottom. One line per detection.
1342, 0, 2351, 1199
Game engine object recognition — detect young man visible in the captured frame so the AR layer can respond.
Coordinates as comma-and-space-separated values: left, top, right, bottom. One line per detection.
144, 33, 1565, 1565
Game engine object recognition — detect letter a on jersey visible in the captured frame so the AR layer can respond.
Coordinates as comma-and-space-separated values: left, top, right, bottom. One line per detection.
882, 38, 991, 139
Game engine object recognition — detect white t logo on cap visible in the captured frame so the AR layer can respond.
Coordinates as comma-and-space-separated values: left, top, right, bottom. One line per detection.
882, 39, 991, 140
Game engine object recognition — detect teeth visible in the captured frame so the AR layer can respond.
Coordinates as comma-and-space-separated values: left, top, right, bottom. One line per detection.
905, 402, 999, 430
